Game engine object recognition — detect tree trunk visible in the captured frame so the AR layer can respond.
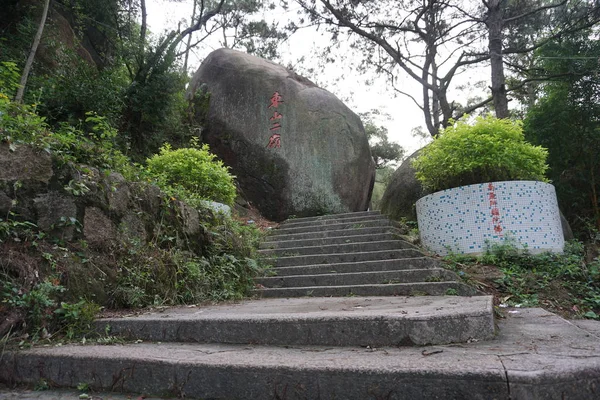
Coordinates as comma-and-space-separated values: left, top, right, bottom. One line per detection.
14, 0, 51, 103
422, 54, 437, 137
183, 0, 198, 74
486, 0, 510, 118
139, 0, 147, 68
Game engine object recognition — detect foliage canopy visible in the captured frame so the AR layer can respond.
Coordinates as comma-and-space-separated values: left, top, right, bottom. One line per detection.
523, 31, 600, 234
364, 120, 404, 169
412, 115, 549, 192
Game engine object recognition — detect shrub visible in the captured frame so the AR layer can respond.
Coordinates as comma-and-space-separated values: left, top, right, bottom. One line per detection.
146, 139, 237, 206
0, 61, 20, 98
443, 239, 600, 319
412, 115, 549, 192
109, 215, 265, 308
0, 95, 132, 176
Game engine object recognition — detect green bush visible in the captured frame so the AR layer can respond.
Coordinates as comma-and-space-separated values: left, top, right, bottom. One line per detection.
0, 61, 20, 98
412, 115, 549, 192
146, 139, 237, 206
0, 94, 132, 175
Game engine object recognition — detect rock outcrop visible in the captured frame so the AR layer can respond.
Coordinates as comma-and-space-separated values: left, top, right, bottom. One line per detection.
188, 49, 375, 221
380, 149, 425, 221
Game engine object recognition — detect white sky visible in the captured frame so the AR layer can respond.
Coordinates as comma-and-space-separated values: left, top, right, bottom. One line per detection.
145, 0, 487, 156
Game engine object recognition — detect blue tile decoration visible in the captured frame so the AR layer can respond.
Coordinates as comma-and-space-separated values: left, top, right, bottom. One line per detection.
415, 181, 564, 256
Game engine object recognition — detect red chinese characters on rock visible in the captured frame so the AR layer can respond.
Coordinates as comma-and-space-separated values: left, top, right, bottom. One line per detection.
268, 92, 283, 109
266, 133, 281, 148
267, 92, 283, 148
487, 183, 503, 236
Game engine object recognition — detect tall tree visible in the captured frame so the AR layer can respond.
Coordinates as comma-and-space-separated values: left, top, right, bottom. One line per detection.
118, 0, 227, 156
475, 0, 600, 118
14, 0, 51, 103
295, 0, 490, 137
175, 0, 288, 64
360, 111, 405, 168
524, 31, 600, 234
296, 0, 600, 133
182, 0, 198, 73
364, 122, 405, 169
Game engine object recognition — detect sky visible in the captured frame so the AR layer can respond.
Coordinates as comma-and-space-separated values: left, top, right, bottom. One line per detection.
144, 0, 486, 156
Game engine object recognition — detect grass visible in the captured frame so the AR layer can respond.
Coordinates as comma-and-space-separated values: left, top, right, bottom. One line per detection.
443, 239, 600, 319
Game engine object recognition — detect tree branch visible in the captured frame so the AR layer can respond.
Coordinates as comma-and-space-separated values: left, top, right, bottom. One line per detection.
453, 96, 494, 120
504, 0, 568, 24
15, 0, 50, 103
320, 0, 436, 91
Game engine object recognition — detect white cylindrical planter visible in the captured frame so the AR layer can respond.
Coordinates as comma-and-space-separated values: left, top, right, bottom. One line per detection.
416, 181, 564, 256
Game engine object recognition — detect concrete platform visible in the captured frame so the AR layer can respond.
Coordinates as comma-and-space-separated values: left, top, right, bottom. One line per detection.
2, 308, 599, 399
95, 296, 495, 347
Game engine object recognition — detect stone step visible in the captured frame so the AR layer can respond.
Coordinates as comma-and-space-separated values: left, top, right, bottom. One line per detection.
279, 210, 382, 225
254, 281, 479, 298
270, 257, 442, 276
6, 342, 510, 400
260, 232, 401, 250
258, 239, 416, 257
269, 218, 392, 236
263, 248, 425, 268
95, 296, 494, 347
278, 214, 388, 229
266, 226, 398, 242
4, 308, 599, 400
256, 268, 458, 288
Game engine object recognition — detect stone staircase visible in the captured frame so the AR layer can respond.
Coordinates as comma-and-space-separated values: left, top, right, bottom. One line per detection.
254, 210, 479, 298
0, 211, 502, 399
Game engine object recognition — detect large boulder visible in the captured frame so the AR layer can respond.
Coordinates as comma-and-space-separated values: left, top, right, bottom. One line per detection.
188, 49, 375, 221
380, 149, 425, 221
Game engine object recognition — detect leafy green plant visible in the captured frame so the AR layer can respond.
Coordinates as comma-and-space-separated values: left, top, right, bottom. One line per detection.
54, 300, 100, 339
64, 180, 91, 196
0, 98, 48, 144
0, 98, 131, 175
0, 216, 38, 243
2, 279, 65, 334
443, 239, 600, 319
108, 211, 264, 308
77, 382, 90, 393
146, 138, 237, 206
0, 61, 20, 98
412, 115, 549, 192
2, 274, 101, 340
110, 244, 262, 307
34, 378, 49, 391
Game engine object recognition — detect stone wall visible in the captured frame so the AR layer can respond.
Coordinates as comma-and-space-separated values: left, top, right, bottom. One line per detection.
0, 143, 209, 304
